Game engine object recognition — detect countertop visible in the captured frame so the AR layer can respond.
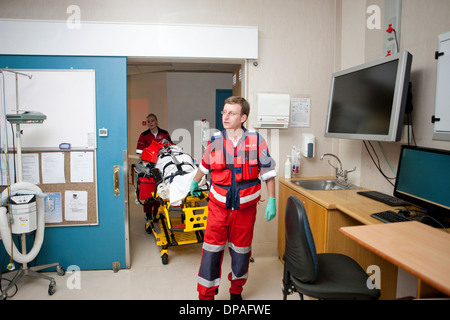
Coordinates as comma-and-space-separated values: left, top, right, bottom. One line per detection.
279, 177, 410, 225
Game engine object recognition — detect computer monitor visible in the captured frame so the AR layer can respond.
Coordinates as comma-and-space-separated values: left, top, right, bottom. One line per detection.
324, 51, 413, 142
394, 145, 450, 227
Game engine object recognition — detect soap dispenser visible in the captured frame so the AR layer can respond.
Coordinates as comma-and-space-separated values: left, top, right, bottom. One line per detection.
285, 155, 292, 179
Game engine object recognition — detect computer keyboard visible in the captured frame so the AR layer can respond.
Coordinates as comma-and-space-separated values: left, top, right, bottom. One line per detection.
370, 210, 412, 223
357, 190, 409, 206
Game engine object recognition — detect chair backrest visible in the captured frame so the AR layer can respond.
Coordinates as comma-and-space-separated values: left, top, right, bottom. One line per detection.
284, 196, 318, 283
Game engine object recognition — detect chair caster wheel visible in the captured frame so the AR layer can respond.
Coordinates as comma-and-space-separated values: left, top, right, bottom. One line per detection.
48, 281, 56, 295
56, 265, 65, 276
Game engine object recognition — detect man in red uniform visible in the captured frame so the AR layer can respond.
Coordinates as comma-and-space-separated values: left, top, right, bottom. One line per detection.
136, 113, 172, 155
190, 96, 277, 300
136, 113, 172, 218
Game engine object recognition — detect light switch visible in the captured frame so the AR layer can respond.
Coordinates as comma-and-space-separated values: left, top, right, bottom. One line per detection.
99, 128, 108, 137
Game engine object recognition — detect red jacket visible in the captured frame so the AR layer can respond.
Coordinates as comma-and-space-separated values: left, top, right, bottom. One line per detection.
136, 127, 172, 154
199, 128, 276, 210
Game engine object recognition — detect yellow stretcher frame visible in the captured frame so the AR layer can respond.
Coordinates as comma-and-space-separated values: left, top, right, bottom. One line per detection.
145, 192, 208, 265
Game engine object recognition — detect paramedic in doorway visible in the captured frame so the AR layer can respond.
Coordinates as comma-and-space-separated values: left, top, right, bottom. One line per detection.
136, 113, 172, 154
190, 96, 277, 300
136, 113, 172, 219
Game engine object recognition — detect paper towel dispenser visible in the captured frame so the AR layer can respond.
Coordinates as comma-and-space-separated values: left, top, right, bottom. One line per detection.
254, 93, 290, 129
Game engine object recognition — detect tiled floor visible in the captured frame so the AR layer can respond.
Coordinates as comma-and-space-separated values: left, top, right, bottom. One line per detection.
3, 194, 291, 300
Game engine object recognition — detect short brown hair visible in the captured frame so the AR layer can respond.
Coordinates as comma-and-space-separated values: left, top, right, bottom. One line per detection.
224, 96, 250, 118
146, 113, 158, 120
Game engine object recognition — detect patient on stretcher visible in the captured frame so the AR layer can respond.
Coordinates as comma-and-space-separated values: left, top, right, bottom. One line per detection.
133, 141, 208, 207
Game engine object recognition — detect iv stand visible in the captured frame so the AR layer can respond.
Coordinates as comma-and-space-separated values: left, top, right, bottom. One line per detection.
1, 70, 64, 300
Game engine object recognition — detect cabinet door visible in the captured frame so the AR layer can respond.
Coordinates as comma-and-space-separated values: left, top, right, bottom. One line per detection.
277, 183, 290, 259
433, 32, 450, 140
295, 192, 327, 253
278, 183, 327, 260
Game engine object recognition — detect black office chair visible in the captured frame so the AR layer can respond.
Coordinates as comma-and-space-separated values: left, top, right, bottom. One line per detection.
282, 196, 380, 300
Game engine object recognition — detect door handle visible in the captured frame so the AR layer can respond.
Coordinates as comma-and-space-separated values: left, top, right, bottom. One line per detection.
114, 165, 120, 196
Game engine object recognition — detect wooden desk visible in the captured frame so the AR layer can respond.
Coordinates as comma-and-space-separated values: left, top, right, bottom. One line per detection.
340, 221, 450, 297
278, 177, 399, 299
278, 178, 446, 299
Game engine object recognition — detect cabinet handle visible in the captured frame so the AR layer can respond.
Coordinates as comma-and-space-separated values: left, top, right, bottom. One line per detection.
431, 115, 441, 123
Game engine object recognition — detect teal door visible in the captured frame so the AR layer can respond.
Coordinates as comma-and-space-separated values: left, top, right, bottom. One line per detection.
215, 89, 233, 132
0, 55, 128, 270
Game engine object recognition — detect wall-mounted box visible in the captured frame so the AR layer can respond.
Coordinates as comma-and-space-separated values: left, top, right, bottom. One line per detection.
254, 93, 290, 129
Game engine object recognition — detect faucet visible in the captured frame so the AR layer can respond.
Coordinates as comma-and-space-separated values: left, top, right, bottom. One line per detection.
320, 153, 356, 186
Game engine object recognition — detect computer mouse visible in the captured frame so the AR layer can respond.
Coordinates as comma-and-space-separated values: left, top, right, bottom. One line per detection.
398, 210, 410, 217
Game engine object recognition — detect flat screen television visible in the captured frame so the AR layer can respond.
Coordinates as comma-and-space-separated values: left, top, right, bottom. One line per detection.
394, 145, 450, 227
324, 51, 413, 142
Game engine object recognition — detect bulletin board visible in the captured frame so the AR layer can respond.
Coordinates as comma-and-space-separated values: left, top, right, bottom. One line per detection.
1, 150, 98, 227
0, 69, 98, 226
1, 69, 96, 150
36, 150, 98, 227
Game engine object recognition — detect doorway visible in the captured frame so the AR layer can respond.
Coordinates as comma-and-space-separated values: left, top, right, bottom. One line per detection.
215, 89, 233, 131
126, 60, 243, 267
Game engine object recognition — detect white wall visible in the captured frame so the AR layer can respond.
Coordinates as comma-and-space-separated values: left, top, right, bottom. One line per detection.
127, 72, 168, 155
166, 72, 232, 160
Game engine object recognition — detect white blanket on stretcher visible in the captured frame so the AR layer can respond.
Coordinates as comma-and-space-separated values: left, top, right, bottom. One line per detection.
154, 145, 202, 206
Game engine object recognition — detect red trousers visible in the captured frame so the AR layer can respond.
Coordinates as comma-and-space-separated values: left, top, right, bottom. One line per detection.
197, 200, 257, 300
144, 198, 159, 218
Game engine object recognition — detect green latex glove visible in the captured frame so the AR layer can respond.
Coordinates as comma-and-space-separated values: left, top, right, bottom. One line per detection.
190, 180, 202, 197
265, 197, 276, 222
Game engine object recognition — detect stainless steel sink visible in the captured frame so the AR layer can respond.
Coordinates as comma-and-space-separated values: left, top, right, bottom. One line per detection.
290, 179, 360, 191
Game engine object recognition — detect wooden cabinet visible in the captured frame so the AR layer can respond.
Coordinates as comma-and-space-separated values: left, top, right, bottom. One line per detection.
232, 65, 242, 97
277, 182, 328, 261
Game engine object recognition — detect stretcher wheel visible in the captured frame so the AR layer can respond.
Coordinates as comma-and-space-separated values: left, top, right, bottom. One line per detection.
161, 253, 168, 265
145, 221, 152, 234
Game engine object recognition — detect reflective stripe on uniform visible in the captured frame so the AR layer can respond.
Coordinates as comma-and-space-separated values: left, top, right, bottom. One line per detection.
231, 272, 248, 281
203, 242, 225, 253
209, 185, 227, 204
198, 276, 221, 289
228, 242, 251, 254
239, 190, 261, 205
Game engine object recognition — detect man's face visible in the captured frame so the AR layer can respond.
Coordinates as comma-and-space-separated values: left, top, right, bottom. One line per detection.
147, 116, 158, 131
222, 103, 247, 130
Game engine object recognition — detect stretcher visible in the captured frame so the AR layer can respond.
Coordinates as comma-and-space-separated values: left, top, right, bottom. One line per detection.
145, 192, 208, 265
132, 141, 208, 265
